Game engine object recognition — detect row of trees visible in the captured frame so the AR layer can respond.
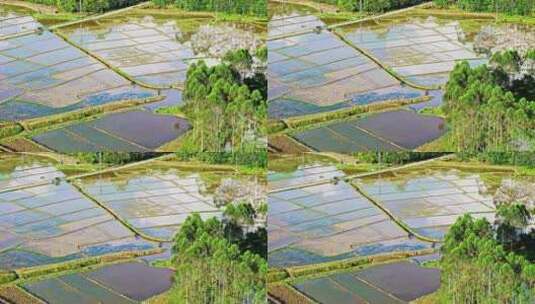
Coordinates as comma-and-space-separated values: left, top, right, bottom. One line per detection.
179, 49, 267, 153
438, 213, 534, 302
27, 0, 143, 13
433, 0, 534, 16
457, 152, 535, 167
168, 201, 267, 303
315, 0, 426, 13
354, 152, 448, 164
443, 51, 535, 152
151, 0, 267, 16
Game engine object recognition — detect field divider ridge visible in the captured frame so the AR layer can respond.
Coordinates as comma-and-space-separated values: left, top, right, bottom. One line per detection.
47, 1, 151, 30
269, 153, 454, 194
271, 95, 432, 135
52, 30, 183, 90
331, 30, 441, 91
267, 1, 433, 41
349, 180, 442, 243
70, 181, 171, 243
269, 248, 437, 283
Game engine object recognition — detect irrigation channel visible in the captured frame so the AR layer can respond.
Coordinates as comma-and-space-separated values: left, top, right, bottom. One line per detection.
0, 2, 263, 152
267, 1, 534, 153
267, 153, 525, 303
0, 153, 265, 303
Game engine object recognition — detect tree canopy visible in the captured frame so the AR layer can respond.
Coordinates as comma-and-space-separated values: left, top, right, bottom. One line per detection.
152, 0, 267, 17
314, 0, 426, 13
178, 49, 267, 153
26, 0, 144, 13
438, 214, 535, 303
168, 210, 267, 304
433, 0, 534, 16
443, 50, 535, 152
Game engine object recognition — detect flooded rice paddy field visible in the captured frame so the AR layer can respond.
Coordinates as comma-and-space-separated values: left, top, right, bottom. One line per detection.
294, 261, 440, 304
0, 6, 40, 38
59, 8, 263, 87
0, 25, 155, 121
0, 161, 153, 270
78, 171, 221, 240
268, 5, 533, 124
268, 165, 430, 267
267, 14, 421, 117
32, 109, 191, 153
0, 154, 260, 272
336, 12, 534, 87
1, 4, 263, 126
23, 261, 173, 303
356, 166, 505, 240
292, 109, 446, 153
268, 160, 518, 267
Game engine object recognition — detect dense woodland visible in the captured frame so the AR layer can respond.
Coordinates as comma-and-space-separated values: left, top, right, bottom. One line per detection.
314, 0, 426, 13
178, 49, 267, 153
152, 0, 267, 16
168, 202, 267, 303
438, 213, 534, 302
443, 50, 535, 152
26, 0, 143, 12
433, 0, 534, 16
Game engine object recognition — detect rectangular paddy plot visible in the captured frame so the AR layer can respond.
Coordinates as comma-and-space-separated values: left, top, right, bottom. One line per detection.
0, 165, 153, 270
268, 164, 345, 191
23, 262, 173, 303
79, 172, 221, 240
269, 14, 325, 37
0, 10, 40, 38
61, 10, 261, 87
268, 15, 424, 118
292, 109, 446, 153
0, 23, 156, 121
357, 169, 497, 240
268, 166, 430, 267
294, 261, 440, 304
337, 15, 489, 87
32, 110, 191, 152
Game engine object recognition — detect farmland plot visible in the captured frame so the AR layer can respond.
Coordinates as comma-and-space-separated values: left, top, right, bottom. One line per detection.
268, 14, 423, 118
268, 165, 430, 267
292, 109, 446, 152
0, 162, 153, 270
294, 261, 440, 303
357, 169, 498, 240
78, 170, 224, 240
32, 110, 191, 152
0, 8, 40, 38
23, 262, 173, 303
336, 14, 496, 87
60, 9, 262, 87
0, 24, 154, 121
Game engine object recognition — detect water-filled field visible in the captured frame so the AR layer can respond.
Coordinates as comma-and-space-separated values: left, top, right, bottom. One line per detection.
0, 6, 40, 38
23, 262, 173, 303
267, 6, 430, 119
357, 168, 499, 240
0, 160, 153, 270
292, 109, 446, 153
0, 21, 154, 121
60, 8, 262, 87
32, 110, 191, 152
294, 261, 440, 303
268, 165, 429, 267
336, 12, 533, 87
78, 170, 222, 240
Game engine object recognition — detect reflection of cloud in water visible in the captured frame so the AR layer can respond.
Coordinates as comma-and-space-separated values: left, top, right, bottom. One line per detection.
191, 24, 261, 58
